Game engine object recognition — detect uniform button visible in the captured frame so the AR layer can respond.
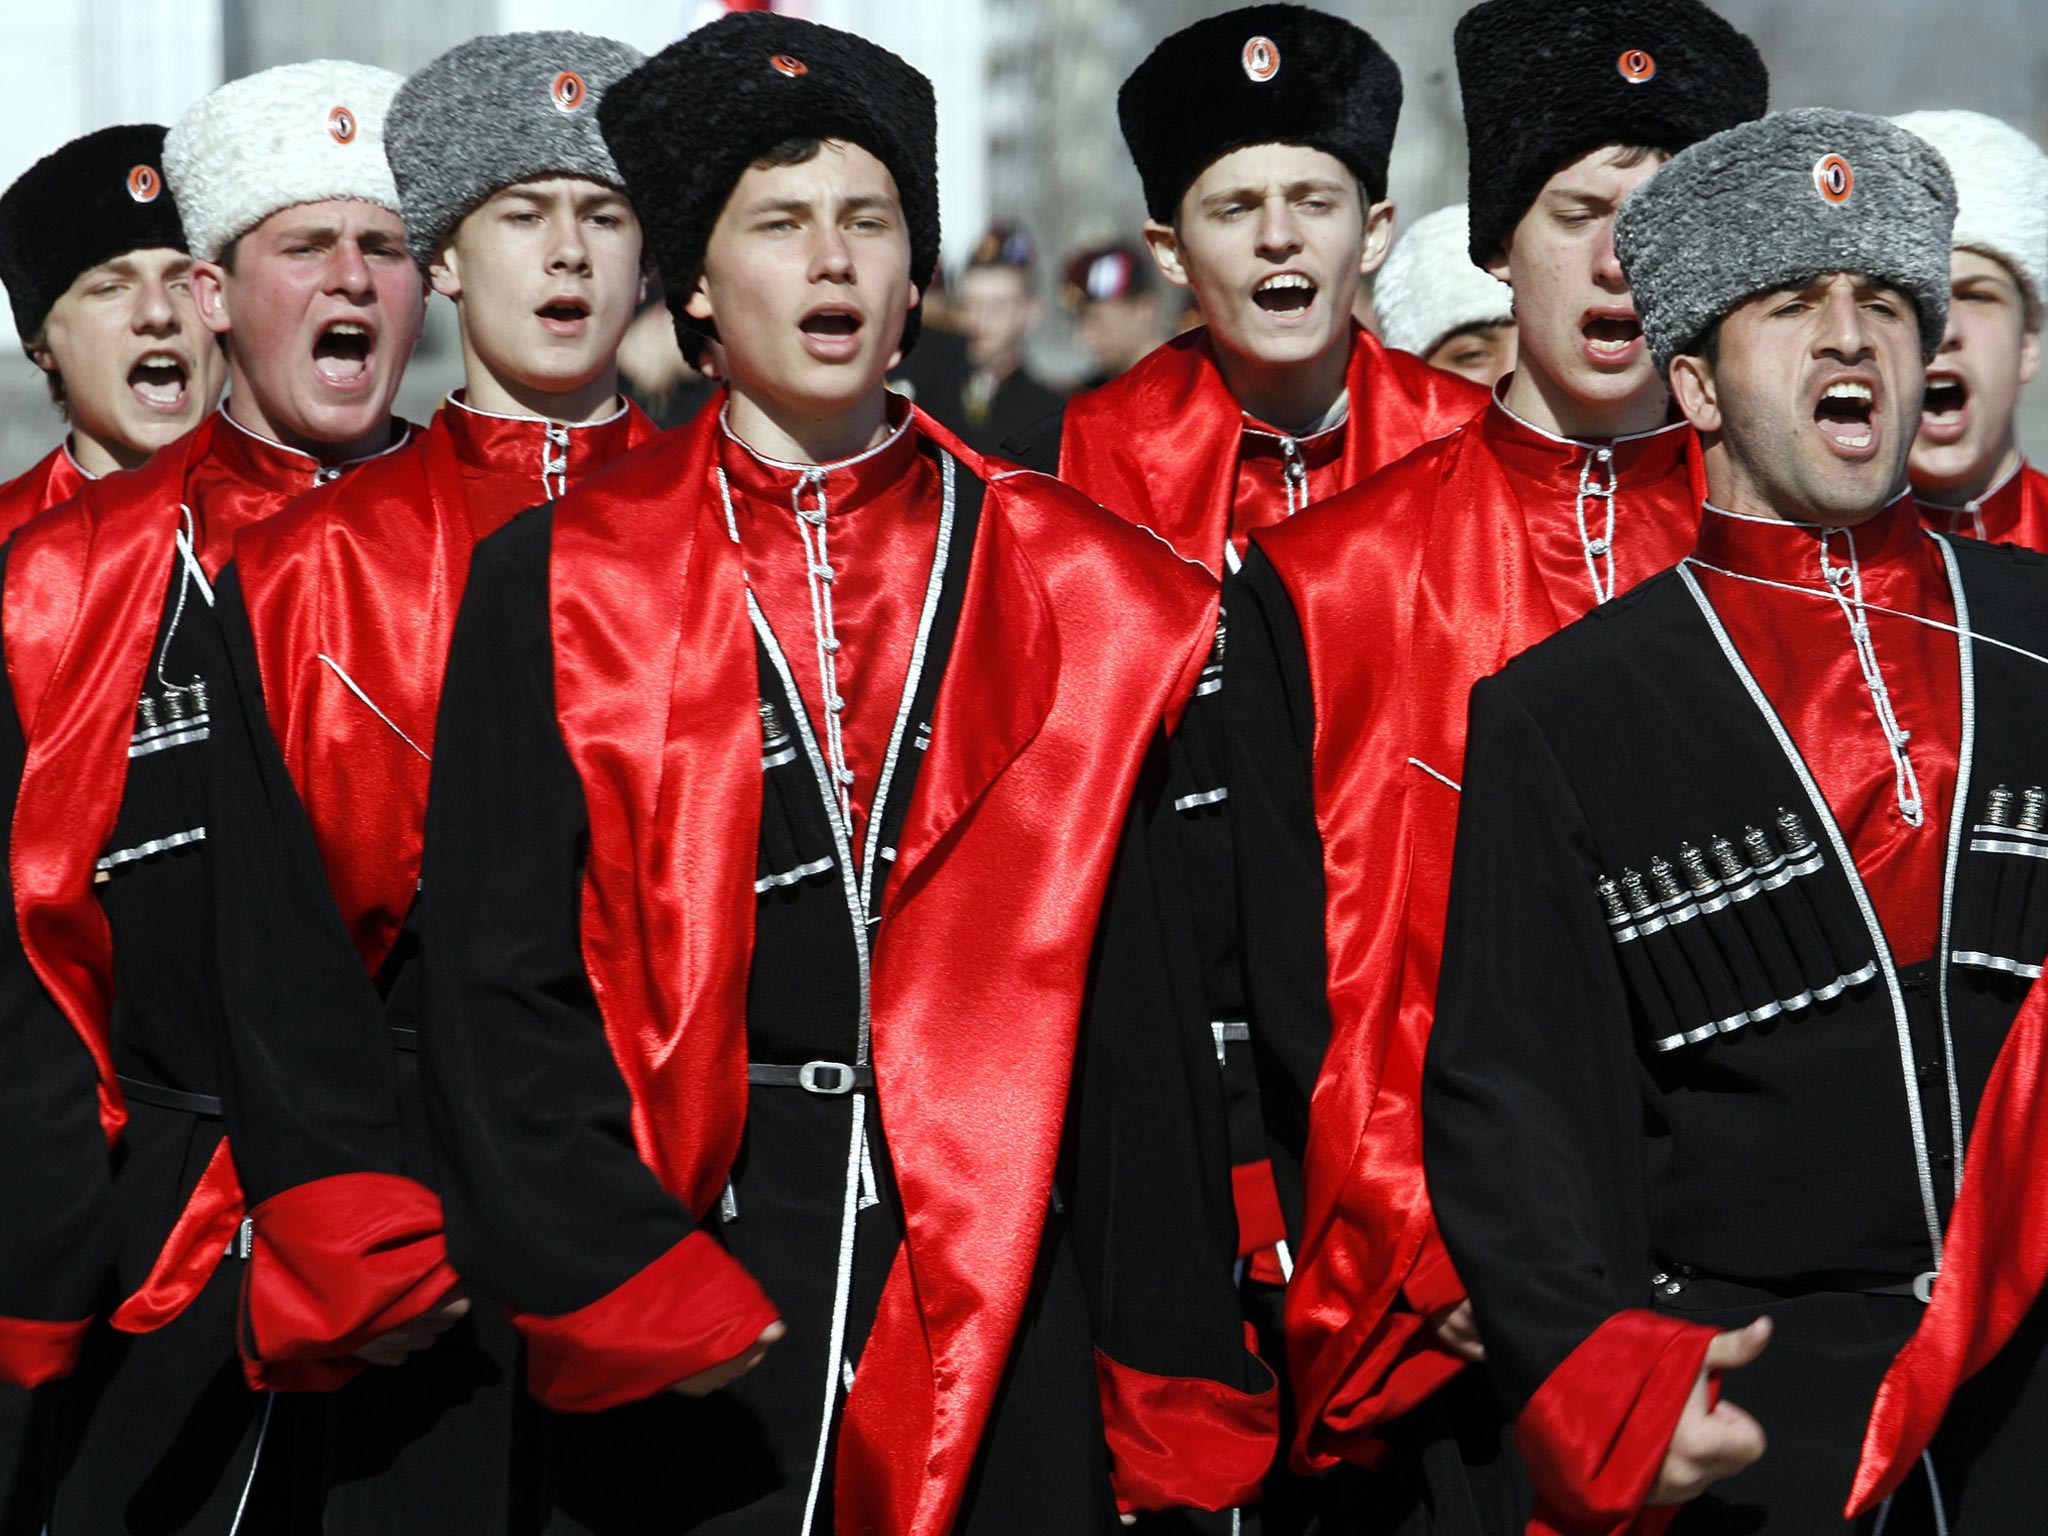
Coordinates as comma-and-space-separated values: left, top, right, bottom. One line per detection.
1934, 1152, 1955, 1169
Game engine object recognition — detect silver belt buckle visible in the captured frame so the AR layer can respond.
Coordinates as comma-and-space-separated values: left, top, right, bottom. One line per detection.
1913, 1270, 1937, 1303
798, 1060, 856, 1095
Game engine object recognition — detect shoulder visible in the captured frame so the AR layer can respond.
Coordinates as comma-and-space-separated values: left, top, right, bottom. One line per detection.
987, 463, 1214, 621
1488, 568, 1694, 710
1364, 331, 1491, 413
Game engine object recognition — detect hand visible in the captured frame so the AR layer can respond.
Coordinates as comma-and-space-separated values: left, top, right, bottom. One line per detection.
1429, 1299, 1486, 1363
1648, 1317, 1771, 1505
670, 1321, 787, 1397
352, 1291, 472, 1367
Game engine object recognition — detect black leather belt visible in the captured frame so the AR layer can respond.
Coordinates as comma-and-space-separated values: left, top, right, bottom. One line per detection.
747, 1061, 874, 1095
117, 1074, 223, 1118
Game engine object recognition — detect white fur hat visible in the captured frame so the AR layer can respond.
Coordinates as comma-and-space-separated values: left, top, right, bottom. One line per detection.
165, 60, 405, 262
1890, 110, 2048, 319
1375, 203, 1515, 359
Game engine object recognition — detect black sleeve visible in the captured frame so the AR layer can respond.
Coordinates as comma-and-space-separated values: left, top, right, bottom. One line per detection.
208, 562, 406, 1203
998, 401, 1068, 476
1222, 547, 1332, 1243
0, 550, 115, 1333
416, 519, 697, 1317
1068, 729, 1259, 1387
1421, 675, 1652, 1412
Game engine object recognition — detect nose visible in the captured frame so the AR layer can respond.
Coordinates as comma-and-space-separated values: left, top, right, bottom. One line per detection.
1592, 215, 1627, 293
812, 223, 854, 284
327, 238, 375, 301
548, 212, 592, 276
133, 273, 178, 336
1253, 197, 1303, 264
1936, 284, 1965, 354
1815, 278, 1874, 363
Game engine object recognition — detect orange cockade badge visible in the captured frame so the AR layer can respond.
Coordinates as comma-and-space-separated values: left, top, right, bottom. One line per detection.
1241, 35, 1280, 83
1814, 153, 1855, 204
1617, 48, 1657, 84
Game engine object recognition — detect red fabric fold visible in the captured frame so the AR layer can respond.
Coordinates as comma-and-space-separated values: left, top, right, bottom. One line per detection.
1094, 1334, 1280, 1514
1848, 972, 2048, 1516
1913, 460, 2048, 550
0, 1312, 92, 1388
110, 1137, 245, 1333
1516, 1309, 1719, 1536
0, 442, 88, 543
514, 1230, 780, 1414
236, 1172, 461, 1392
1400, 1231, 1465, 1319
1231, 1159, 1287, 1258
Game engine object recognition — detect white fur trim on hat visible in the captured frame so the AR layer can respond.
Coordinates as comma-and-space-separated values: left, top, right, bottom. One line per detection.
165, 60, 405, 261
1891, 110, 2048, 318
1375, 203, 1515, 359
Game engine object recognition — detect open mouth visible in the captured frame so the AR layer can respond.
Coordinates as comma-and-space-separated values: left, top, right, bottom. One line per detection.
312, 320, 373, 387
1582, 313, 1643, 358
1252, 273, 1316, 316
1922, 371, 1968, 430
1815, 378, 1876, 452
799, 310, 862, 338
537, 297, 591, 332
127, 351, 190, 412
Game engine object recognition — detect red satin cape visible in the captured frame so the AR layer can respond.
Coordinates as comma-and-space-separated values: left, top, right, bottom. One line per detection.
0, 443, 88, 544
544, 401, 1214, 1533
2, 415, 334, 1336
1848, 972, 2048, 1515
233, 400, 658, 975
1256, 419, 1707, 1472
1057, 324, 1486, 575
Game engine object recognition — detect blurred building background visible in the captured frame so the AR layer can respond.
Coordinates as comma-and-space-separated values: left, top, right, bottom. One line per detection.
3, 0, 2046, 473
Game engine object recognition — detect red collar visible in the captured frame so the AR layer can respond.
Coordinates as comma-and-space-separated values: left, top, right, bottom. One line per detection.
717, 396, 920, 515
1478, 387, 1692, 489
441, 392, 640, 487
212, 406, 414, 494
1692, 492, 1944, 611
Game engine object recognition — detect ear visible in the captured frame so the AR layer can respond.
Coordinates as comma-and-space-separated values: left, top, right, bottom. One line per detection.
2021, 325, 2042, 388
1667, 351, 1720, 434
27, 341, 56, 375
429, 241, 463, 301
637, 270, 649, 310
684, 272, 716, 325
1358, 197, 1397, 279
1142, 220, 1191, 290
190, 261, 233, 338
1482, 230, 1513, 288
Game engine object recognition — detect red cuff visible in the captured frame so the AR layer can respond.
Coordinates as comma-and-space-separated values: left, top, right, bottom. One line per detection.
0, 1313, 91, 1388
1399, 1229, 1465, 1319
1515, 1310, 1719, 1536
514, 1230, 780, 1413
1096, 1329, 1279, 1514
1231, 1160, 1288, 1259
237, 1172, 462, 1393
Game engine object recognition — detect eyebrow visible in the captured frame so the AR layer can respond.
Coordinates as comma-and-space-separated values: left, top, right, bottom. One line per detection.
741, 193, 898, 218
1199, 178, 1348, 208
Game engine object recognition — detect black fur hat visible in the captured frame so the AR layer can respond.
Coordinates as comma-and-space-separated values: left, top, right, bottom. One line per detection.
0, 124, 188, 345
1118, 5, 1402, 223
598, 12, 938, 365
1456, 0, 1769, 264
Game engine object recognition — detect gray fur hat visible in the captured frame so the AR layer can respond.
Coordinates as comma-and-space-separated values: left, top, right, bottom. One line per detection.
387, 31, 645, 269
1615, 107, 1957, 375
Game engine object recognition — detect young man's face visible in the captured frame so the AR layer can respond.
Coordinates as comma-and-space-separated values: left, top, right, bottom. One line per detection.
1910, 247, 2040, 499
1672, 271, 1924, 525
432, 177, 645, 403
1145, 143, 1391, 374
1426, 321, 1517, 388
958, 263, 1037, 374
1488, 144, 1665, 413
686, 140, 917, 422
32, 247, 225, 465
193, 199, 425, 450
